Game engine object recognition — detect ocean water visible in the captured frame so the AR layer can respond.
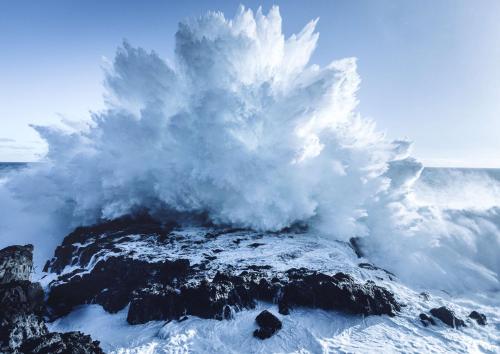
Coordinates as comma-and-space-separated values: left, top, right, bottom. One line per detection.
0, 162, 27, 177
420, 167, 500, 184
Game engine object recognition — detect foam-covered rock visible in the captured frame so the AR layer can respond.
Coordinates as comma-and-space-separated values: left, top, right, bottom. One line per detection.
19, 331, 104, 354
0, 245, 47, 352
44, 222, 402, 326
0, 244, 104, 353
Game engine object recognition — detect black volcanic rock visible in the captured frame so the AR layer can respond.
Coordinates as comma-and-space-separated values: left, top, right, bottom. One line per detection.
0, 244, 33, 284
47, 256, 190, 319
0, 281, 46, 319
127, 272, 259, 324
43, 219, 402, 328
127, 284, 184, 324
430, 307, 465, 328
43, 213, 173, 274
52, 263, 400, 326
19, 331, 104, 354
0, 245, 47, 352
253, 310, 282, 339
419, 313, 436, 326
0, 313, 48, 353
469, 311, 487, 325
0, 244, 103, 353
278, 269, 400, 316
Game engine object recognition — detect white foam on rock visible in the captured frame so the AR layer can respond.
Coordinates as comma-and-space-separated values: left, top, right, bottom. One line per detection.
45, 227, 499, 353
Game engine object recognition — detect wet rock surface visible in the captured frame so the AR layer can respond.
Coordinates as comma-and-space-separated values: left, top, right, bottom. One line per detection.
253, 310, 282, 339
430, 306, 466, 328
419, 313, 436, 327
46, 256, 190, 319
0, 245, 33, 284
19, 331, 104, 354
0, 244, 103, 353
469, 311, 487, 326
0, 245, 48, 352
43, 219, 402, 326
278, 270, 400, 317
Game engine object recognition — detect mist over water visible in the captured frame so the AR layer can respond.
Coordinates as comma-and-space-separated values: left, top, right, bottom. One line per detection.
0, 6, 498, 295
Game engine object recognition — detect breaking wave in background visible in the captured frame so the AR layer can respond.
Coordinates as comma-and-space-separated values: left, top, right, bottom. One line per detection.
0, 6, 498, 295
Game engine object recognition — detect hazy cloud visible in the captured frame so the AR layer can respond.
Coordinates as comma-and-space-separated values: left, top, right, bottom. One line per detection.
0, 144, 35, 150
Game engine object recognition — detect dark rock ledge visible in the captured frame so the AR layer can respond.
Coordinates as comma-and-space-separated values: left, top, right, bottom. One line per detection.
469, 310, 487, 326
430, 307, 466, 328
42, 215, 401, 327
418, 306, 487, 329
0, 244, 103, 353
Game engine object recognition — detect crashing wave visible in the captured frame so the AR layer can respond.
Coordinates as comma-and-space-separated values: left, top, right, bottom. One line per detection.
0, 6, 498, 294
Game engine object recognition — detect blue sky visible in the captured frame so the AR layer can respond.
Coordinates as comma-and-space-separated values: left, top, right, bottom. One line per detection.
1, 0, 499, 166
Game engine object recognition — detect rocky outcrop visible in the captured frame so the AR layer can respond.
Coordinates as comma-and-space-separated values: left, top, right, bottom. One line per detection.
19, 331, 104, 354
469, 311, 487, 326
430, 307, 465, 328
0, 281, 48, 351
0, 244, 103, 353
46, 252, 402, 325
49, 257, 402, 326
127, 271, 259, 324
0, 245, 48, 352
419, 313, 436, 327
0, 245, 34, 284
253, 310, 282, 339
277, 270, 400, 317
47, 256, 190, 319
43, 219, 402, 326
43, 213, 172, 275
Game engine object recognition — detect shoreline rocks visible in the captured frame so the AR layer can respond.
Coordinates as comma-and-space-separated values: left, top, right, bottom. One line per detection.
419, 313, 436, 327
0, 245, 48, 352
469, 311, 487, 326
0, 245, 34, 284
20, 332, 104, 354
253, 310, 282, 339
5, 216, 488, 350
430, 307, 466, 328
42, 218, 403, 327
0, 244, 103, 353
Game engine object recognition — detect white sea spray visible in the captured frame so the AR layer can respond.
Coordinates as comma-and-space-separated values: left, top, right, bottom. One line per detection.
0, 6, 498, 294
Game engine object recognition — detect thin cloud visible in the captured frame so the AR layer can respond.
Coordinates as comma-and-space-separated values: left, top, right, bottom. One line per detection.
0, 144, 35, 150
